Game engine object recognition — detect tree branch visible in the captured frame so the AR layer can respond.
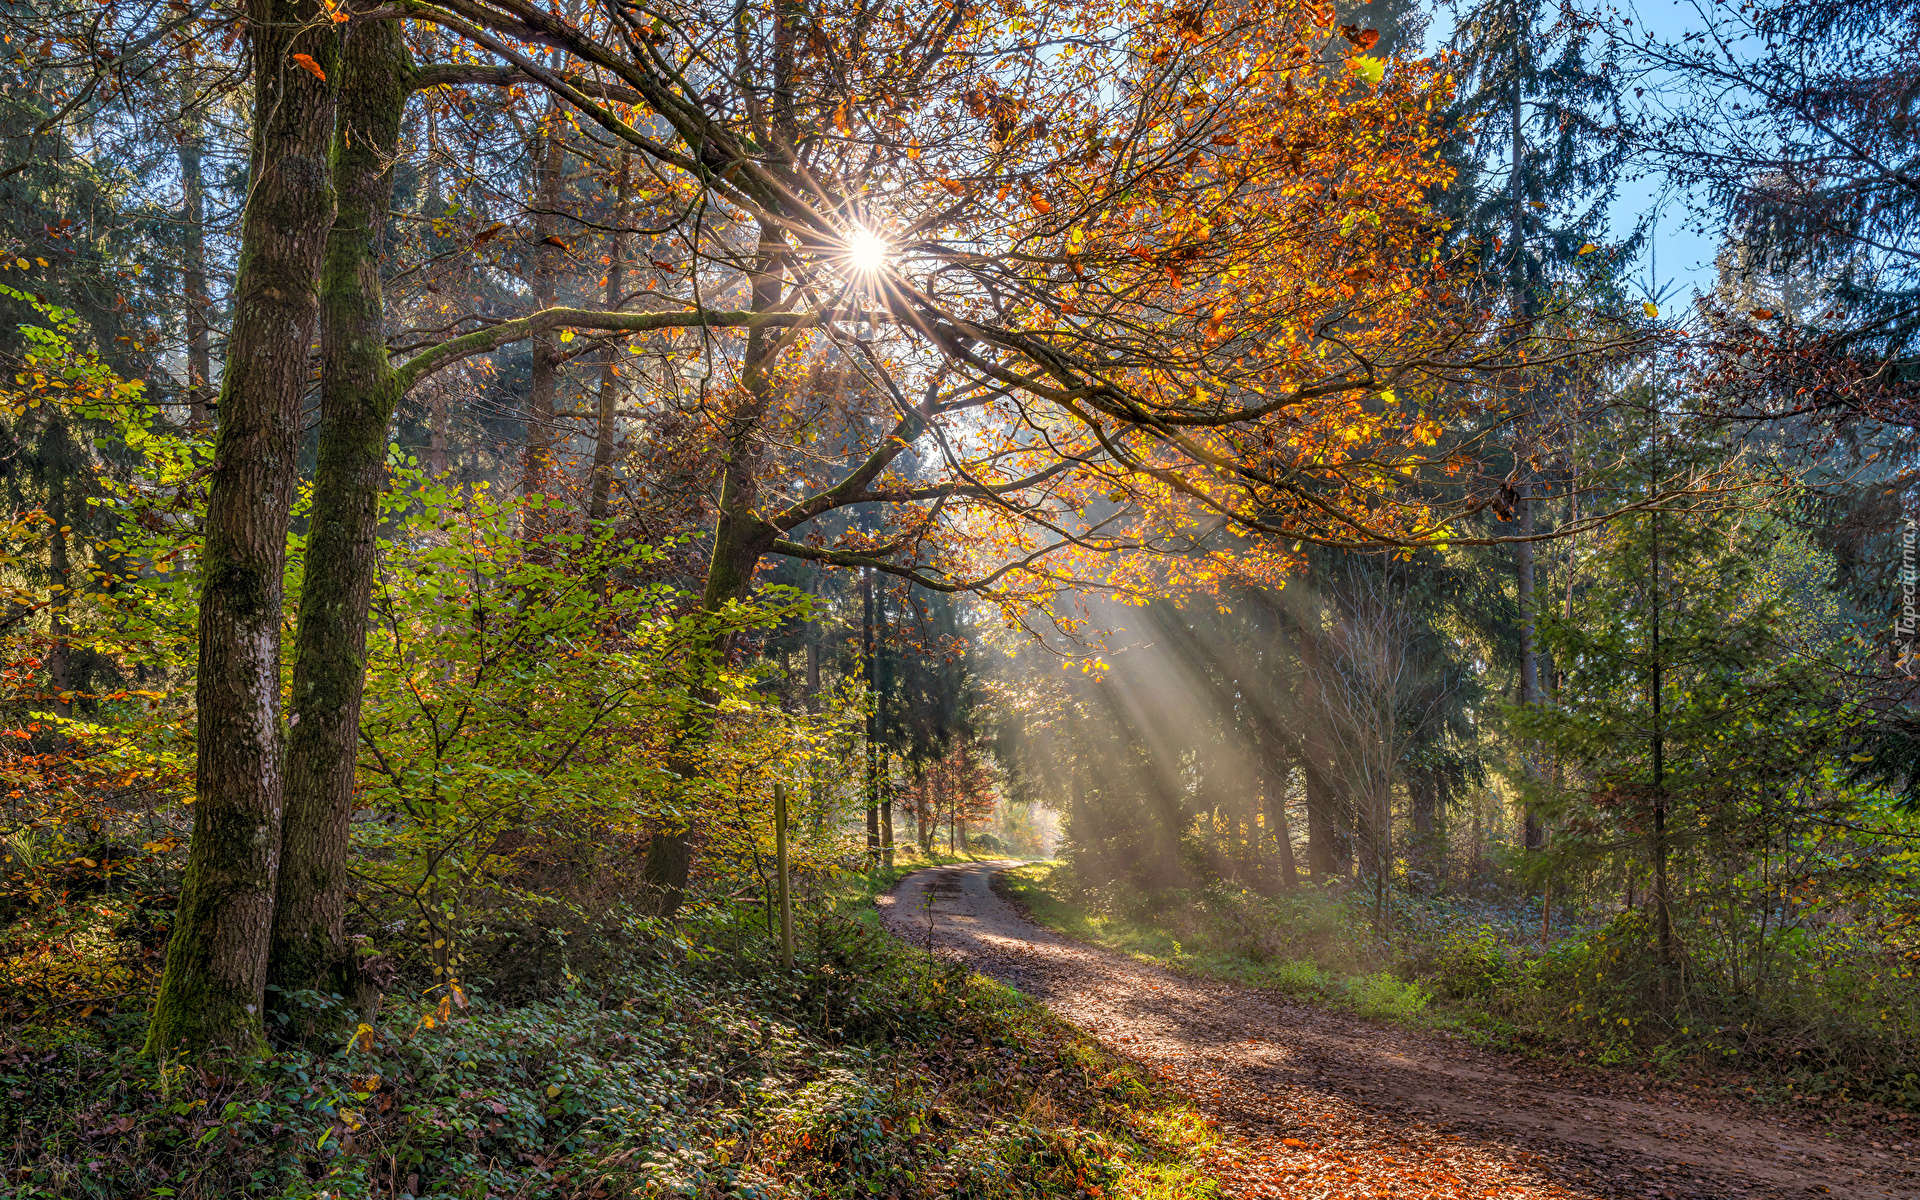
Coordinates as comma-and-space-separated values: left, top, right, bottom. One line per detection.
393, 306, 811, 393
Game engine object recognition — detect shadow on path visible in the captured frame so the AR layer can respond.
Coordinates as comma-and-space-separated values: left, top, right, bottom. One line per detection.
879, 861, 1917, 1200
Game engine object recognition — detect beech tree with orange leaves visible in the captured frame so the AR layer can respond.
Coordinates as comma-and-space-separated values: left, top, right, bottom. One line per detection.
364, 0, 1606, 912
121, 0, 1664, 1057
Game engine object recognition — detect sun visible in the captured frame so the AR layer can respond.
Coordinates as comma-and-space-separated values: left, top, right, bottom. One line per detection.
845, 227, 890, 273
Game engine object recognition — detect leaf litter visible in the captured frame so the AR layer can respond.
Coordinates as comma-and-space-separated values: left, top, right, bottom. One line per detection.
880, 862, 1920, 1200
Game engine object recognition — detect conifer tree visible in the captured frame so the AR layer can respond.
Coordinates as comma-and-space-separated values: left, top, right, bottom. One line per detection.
1513, 398, 1829, 980
1442, 0, 1631, 849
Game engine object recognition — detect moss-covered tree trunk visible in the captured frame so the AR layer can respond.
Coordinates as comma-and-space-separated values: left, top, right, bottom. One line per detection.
145, 0, 338, 1061
268, 17, 412, 1010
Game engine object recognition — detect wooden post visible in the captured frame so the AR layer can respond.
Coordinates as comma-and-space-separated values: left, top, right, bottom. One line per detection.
775, 781, 794, 971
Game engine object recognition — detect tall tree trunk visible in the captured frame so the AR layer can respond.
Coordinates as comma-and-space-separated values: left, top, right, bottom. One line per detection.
1266, 768, 1297, 889
638, 226, 782, 912
427, 378, 452, 477
1648, 453, 1675, 984
587, 150, 632, 555
873, 574, 892, 868
145, 0, 338, 1061
181, 94, 213, 431
919, 773, 935, 853
805, 589, 822, 828
1518, 488, 1545, 852
1299, 618, 1339, 881
862, 567, 879, 864
1509, 49, 1547, 856
880, 760, 894, 868
267, 17, 413, 1012
45, 417, 72, 722
522, 97, 566, 506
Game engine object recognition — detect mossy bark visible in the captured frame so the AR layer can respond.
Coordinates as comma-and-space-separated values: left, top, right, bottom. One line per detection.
146, 0, 339, 1061
269, 18, 413, 1010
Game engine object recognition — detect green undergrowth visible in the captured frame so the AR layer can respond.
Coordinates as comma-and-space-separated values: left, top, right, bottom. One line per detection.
998, 862, 1431, 1022
0, 880, 1220, 1199
999, 861, 1920, 1116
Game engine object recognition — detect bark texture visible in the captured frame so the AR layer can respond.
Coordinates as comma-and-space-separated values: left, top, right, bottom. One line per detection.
45, 417, 72, 722
587, 148, 630, 589
522, 101, 566, 501
146, 0, 338, 1060
268, 17, 412, 1010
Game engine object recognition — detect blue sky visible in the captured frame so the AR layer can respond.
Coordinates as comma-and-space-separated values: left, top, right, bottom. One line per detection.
1421, 0, 1727, 306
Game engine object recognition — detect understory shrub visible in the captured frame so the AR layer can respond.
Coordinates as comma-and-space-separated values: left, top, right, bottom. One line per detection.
1, 888, 1222, 1199
1344, 972, 1431, 1020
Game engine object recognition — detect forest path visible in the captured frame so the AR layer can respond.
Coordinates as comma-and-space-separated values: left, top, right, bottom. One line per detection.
878, 861, 1917, 1200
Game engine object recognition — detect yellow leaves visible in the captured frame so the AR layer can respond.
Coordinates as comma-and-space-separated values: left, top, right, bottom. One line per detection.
1348, 56, 1386, 86
1642, 301, 1659, 319
1577, 243, 1598, 255
560, 330, 576, 343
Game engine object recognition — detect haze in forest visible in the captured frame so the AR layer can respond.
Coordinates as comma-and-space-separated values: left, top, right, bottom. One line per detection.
2, 0, 1918, 1190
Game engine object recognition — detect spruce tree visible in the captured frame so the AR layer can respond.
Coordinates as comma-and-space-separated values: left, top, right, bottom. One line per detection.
1441, 0, 1632, 850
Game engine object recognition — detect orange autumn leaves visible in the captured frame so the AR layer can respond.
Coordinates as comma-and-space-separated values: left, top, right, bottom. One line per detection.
414, 0, 1493, 616
837, 0, 1474, 600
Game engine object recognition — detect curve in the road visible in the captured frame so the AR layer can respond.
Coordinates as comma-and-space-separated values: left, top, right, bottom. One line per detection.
878, 860, 1918, 1200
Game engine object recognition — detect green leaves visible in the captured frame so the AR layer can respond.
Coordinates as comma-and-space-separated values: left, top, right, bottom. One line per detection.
351, 468, 825, 972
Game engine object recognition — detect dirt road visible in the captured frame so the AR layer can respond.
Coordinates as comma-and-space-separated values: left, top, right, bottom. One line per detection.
878, 861, 1919, 1199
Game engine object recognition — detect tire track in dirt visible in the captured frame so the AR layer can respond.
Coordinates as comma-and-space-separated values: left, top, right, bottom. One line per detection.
878, 861, 1919, 1199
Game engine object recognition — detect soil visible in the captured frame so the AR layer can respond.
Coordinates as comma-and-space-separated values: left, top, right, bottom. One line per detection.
878, 861, 1920, 1200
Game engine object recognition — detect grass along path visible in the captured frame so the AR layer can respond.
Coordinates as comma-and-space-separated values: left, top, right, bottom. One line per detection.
881, 860, 1920, 1199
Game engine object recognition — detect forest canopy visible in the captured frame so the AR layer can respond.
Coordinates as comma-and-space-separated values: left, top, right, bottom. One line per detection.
3, 0, 1920, 1190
